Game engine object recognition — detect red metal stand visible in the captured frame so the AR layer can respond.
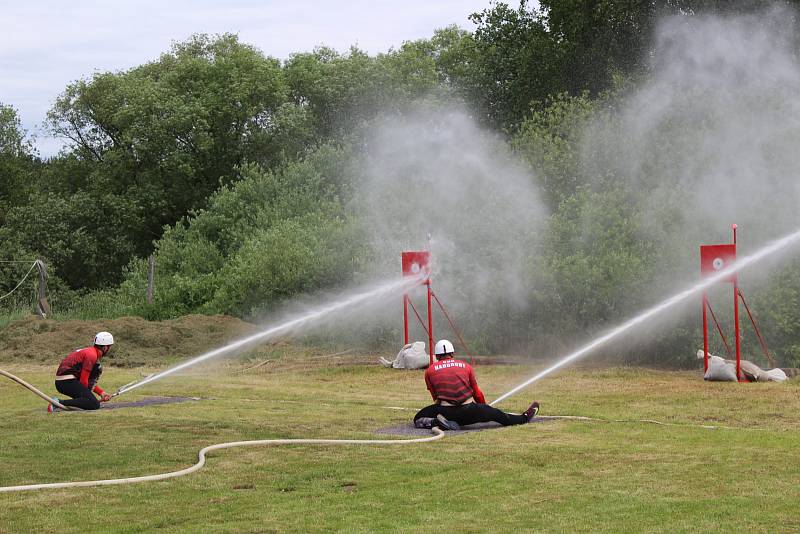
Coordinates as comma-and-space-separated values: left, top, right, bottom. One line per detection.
699, 224, 774, 380
702, 292, 709, 373
401, 250, 475, 366
426, 280, 433, 364
702, 257, 776, 378
733, 225, 742, 382
700, 225, 741, 380
737, 289, 774, 367
402, 251, 433, 365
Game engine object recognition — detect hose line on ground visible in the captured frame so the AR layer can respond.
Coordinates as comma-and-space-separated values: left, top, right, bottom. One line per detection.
0, 428, 445, 493
0, 367, 446, 493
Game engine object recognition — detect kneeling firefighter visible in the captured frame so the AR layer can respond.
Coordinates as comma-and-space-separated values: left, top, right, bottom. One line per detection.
49, 332, 114, 412
413, 339, 540, 430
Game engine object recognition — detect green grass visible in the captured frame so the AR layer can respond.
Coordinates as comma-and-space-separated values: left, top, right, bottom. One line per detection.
1, 358, 799, 533
0, 308, 29, 329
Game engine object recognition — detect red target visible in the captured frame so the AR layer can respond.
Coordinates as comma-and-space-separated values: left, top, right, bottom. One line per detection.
700, 244, 737, 283
401, 251, 430, 278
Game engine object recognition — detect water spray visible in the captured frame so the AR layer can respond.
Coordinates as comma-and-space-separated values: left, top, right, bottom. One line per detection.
110, 376, 152, 398
491, 226, 800, 406
114, 276, 422, 396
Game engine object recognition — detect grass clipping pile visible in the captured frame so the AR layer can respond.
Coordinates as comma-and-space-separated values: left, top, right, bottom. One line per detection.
0, 314, 259, 367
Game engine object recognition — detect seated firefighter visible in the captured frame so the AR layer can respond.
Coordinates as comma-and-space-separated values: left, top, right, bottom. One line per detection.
413, 339, 539, 430
49, 331, 114, 412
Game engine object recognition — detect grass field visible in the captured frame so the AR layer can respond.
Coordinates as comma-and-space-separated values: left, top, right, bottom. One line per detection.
2, 354, 799, 533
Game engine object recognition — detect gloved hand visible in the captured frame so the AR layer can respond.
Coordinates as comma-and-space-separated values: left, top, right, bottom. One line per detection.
100, 393, 112, 402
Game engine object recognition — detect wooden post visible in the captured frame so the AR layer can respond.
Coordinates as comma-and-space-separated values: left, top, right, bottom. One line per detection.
35, 259, 50, 318
146, 255, 156, 305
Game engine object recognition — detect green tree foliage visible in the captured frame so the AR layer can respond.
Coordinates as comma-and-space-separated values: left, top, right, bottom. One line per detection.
541, 188, 657, 328
35, 34, 447, 290
753, 262, 800, 366
466, 1, 800, 131
0, 103, 37, 208
513, 92, 598, 208
284, 44, 440, 139
411, 25, 478, 89
0, 192, 144, 289
120, 145, 366, 318
46, 34, 290, 245
541, 0, 660, 94
0, 104, 45, 306
468, 2, 559, 129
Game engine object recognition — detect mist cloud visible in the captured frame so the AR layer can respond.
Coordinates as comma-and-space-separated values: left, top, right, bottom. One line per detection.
355, 105, 548, 340
604, 7, 800, 244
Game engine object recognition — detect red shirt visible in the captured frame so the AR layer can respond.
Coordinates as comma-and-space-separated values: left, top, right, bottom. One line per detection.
56, 346, 105, 395
424, 358, 485, 405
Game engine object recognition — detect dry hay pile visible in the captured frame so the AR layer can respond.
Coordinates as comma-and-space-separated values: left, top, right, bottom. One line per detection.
0, 314, 258, 367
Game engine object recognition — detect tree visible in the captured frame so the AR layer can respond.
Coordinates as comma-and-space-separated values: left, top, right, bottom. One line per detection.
468, 2, 560, 129
464, 1, 796, 131
46, 34, 290, 243
0, 191, 144, 288
0, 103, 37, 207
121, 144, 365, 318
512, 92, 597, 209
283, 45, 441, 139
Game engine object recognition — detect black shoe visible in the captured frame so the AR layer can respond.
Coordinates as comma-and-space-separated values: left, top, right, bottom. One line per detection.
414, 417, 435, 429
523, 401, 540, 423
435, 414, 461, 431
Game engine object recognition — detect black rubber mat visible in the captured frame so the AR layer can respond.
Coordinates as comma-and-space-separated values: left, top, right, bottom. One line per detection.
376, 416, 550, 436
99, 396, 199, 410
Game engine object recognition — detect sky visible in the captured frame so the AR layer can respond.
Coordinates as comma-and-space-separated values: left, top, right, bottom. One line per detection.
0, 0, 491, 157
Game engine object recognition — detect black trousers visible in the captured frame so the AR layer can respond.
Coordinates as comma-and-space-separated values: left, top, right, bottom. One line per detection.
414, 402, 526, 427
55, 379, 100, 410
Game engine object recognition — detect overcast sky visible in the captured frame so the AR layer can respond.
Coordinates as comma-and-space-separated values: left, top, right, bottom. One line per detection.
1, 0, 491, 157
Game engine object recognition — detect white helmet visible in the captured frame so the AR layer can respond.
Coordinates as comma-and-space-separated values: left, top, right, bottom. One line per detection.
94, 331, 114, 346
434, 339, 455, 357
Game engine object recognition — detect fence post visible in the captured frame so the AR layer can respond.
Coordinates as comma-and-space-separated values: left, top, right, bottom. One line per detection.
147, 255, 156, 305
35, 259, 50, 318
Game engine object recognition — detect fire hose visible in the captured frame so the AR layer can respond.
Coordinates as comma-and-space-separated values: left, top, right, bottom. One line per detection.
0, 429, 445, 493
0, 367, 445, 493
0, 368, 78, 411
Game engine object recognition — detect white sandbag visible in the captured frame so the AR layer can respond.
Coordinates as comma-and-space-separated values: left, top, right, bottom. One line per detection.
378, 342, 430, 370
704, 355, 738, 382
759, 368, 788, 382
697, 349, 788, 382
738, 359, 765, 382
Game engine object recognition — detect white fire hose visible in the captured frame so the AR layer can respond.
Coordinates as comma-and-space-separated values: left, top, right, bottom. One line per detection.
0, 368, 78, 411
0, 367, 445, 493
0, 430, 445, 493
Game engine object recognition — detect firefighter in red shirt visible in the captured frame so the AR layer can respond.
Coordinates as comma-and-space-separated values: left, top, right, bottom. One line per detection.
49, 331, 114, 412
413, 339, 539, 430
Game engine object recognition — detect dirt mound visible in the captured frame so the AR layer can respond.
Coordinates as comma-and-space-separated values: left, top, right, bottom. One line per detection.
0, 314, 260, 367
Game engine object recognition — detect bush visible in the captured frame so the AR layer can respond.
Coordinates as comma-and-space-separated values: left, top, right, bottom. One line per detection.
119, 145, 366, 319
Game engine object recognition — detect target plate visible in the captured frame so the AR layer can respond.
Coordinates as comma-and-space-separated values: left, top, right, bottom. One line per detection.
700, 244, 737, 282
